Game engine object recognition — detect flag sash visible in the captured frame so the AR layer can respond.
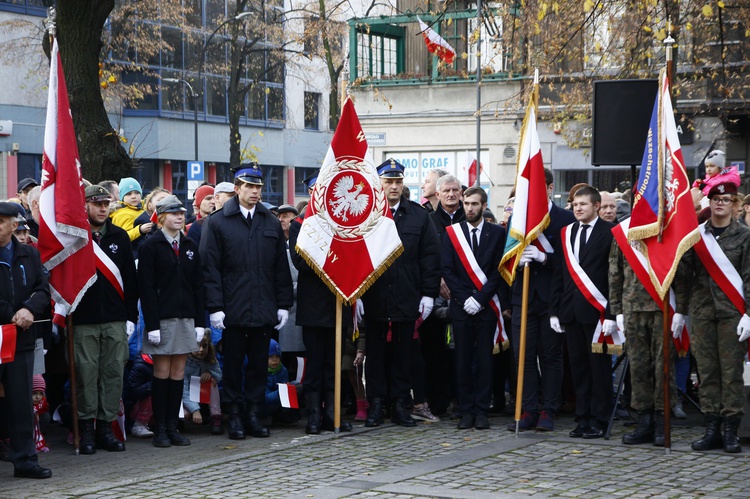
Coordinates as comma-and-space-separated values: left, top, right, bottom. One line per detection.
612, 220, 689, 354
93, 242, 125, 300
278, 383, 299, 409
693, 222, 746, 315
0, 324, 17, 364
560, 224, 623, 353
445, 223, 508, 352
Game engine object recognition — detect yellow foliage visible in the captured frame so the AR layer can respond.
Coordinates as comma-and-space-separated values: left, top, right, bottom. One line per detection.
583, 0, 595, 13
643, 26, 652, 32
655, 29, 666, 41
100, 81, 108, 89
717, 1, 725, 8
594, 41, 602, 52
702, 4, 713, 16
686, 22, 693, 30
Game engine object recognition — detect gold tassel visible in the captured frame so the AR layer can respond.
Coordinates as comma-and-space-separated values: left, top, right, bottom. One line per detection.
607, 344, 623, 356
591, 343, 603, 354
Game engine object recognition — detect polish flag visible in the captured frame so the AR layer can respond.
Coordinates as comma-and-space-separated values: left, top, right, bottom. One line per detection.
0, 324, 17, 364
278, 383, 299, 409
189, 376, 218, 404
295, 357, 306, 384
417, 17, 456, 65
111, 399, 127, 442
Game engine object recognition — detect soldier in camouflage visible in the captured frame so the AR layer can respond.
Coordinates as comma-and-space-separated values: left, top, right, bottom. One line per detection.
609, 239, 676, 447
675, 181, 750, 454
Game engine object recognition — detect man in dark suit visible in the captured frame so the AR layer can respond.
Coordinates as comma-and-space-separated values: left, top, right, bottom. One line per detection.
442, 187, 508, 430
550, 185, 616, 438
508, 168, 576, 432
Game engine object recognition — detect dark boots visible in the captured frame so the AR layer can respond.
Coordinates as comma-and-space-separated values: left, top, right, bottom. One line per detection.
211, 414, 224, 435
365, 398, 384, 427
653, 411, 665, 447
391, 398, 416, 427
151, 377, 171, 447
305, 393, 322, 435
322, 393, 352, 432
78, 419, 96, 455
691, 413, 723, 451
723, 415, 742, 453
166, 379, 190, 446
244, 403, 270, 438
227, 404, 245, 440
622, 410, 654, 445
95, 421, 125, 452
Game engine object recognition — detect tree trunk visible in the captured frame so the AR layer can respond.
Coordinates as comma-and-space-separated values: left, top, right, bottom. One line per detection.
53, 0, 133, 183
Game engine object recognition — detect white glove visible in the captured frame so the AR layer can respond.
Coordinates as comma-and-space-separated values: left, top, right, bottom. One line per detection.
603, 319, 618, 337
419, 296, 434, 320
671, 313, 686, 340
275, 309, 289, 331
195, 327, 205, 344
737, 314, 750, 342
519, 245, 545, 265
147, 330, 161, 345
210, 311, 226, 330
549, 316, 564, 333
616, 314, 625, 334
463, 297, 481, 315
355, 299, 364, 323
126, 321, 136, 341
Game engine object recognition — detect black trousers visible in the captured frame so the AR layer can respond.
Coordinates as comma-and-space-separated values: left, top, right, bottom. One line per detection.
365, 320, 414, 400
454, 315, 495, 415
419, 318, 453, 413
564, 321, 612, 423
512, 305, 564, 415
222, 327, 271, 405
302, 326, 336, 396
0, 349, 38, 472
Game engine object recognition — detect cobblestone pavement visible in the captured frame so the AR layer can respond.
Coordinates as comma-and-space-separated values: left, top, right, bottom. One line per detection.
2, 410, 749, 499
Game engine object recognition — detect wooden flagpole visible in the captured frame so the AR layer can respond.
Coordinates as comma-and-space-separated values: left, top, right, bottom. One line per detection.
514, 262, 531, 435
334, 298, 343, 433
662, 297, 672, 452
66, 316, 80, 454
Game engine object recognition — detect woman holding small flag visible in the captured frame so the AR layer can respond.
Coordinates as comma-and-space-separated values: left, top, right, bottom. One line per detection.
138, 195, 206, 448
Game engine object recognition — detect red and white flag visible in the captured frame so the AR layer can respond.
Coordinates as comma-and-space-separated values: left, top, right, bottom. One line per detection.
460, 151, 484, 188
37, 39, 97, 326
295, 357, 306, 384
0, 324, 17, 364
189, 376, 219, 404
499, 72, 550, 285
295, 98, 403, 303
417, 17, 456, 65
278, 383, 299, 409
111, 399, 127, 443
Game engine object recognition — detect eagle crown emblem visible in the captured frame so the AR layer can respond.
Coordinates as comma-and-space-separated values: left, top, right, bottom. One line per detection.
718, 184, 725, 193
328, 175, 369, 222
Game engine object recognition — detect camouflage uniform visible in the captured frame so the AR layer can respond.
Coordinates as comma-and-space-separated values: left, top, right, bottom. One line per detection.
608, 241, 676, 412
675, 220, 750, 417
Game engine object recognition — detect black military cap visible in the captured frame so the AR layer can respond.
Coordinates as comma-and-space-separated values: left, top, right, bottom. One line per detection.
232, 163, 264, 185
0, 201, 20, 218
377, 159, 405, 178
17, 178, 39, 192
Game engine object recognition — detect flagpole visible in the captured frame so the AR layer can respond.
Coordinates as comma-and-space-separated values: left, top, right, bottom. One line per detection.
474, 0, 482, 187
334, 298, 343, 433
513, 262, 531, 435
67, 316, 80, 454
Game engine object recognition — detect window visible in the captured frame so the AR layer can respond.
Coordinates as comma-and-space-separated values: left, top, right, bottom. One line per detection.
0, 0, 45, 16
304, 92, 320, 130
295, 167, 319, 195
357, 30, 401, 78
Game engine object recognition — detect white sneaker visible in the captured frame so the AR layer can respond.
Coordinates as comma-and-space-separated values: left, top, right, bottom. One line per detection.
131, 421, 154, 438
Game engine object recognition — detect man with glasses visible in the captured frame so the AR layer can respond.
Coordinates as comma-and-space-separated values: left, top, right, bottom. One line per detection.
675, 181, 750, 453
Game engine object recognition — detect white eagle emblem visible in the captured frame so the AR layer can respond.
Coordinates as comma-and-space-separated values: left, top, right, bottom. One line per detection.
328, 175, 369, 222
109, 243, 118, 254
186, 249, 194, 260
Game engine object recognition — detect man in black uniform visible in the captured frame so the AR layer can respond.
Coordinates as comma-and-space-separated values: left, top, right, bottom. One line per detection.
200, 164, 293, 439
361, 159, 441, 427
0, 202, 51, 478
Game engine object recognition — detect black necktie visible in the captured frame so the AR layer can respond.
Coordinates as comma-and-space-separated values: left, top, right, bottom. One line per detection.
172, 240, 179, 256
391, 208, 396, 218
471, 227, 479, 256
578, 224, 590, 258
93, 232, 102, 245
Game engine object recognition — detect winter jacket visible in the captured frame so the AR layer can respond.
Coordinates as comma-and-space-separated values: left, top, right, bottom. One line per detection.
182, 354, 222, 414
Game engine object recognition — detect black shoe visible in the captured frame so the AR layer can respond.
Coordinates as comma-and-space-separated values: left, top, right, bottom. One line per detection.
245, 405, 270, 438
78, 419, 96, 455
723, 415, 742, 453
457, 413, 475, 429
322, 393, 353, 432
474, 413, 490, 430
392, 399, 417, 427
582, 424, 604, 439
227, 414, 246, 440
95, 422, 125, 452
569, 424, 588, 438
622, 410, 654, 445
166, 421, 191, 446
152, 423, 171, 448
365, 398, 384, 427
653, 411, 665, 447
692, 414, 723, 451
14, 465, 52, 479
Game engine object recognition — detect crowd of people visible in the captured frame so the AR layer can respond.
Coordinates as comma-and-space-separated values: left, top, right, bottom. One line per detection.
1, 148, 749, 480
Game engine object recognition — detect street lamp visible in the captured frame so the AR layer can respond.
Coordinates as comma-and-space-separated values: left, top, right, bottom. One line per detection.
163, 78, 199, 162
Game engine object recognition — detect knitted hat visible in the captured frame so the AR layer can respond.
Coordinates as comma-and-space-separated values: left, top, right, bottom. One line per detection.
705, 150, 726, 169
194, 185, 215, 209
269, 338, 282, 357
118, 177, 142, 200
32, 374, 46, 393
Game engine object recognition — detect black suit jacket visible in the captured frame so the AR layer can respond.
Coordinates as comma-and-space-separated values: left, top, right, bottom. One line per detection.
549, 218, 615, 324
510, 203, 576, 311
442, 221, 508, 321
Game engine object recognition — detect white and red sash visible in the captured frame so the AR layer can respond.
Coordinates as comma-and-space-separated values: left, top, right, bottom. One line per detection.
445, 223, 508, 352
93, 242, 125, 300
693, 222, 746, 315
560, 224, 624, 354
612, 220, 689, 355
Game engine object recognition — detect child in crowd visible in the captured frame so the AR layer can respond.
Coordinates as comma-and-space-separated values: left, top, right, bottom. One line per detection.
111, 177, 151, 243
692, 150, 740, 197
32, 375, 50, 453
183, 334, 223, 435
265, 339, 301, 426
125, 353, 155, 438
